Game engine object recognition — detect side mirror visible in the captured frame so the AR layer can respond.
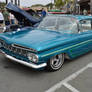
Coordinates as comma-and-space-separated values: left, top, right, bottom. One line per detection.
80, 20, 85, 24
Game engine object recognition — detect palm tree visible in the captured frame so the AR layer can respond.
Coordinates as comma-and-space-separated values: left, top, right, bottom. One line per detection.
6, 0, 8, 4
91, 0, 92, 14
15, 0, 17, 5
18, 0, 20, 6
11, 0, 13, 3
54, 0, 57, 3
0, 2, 6, 9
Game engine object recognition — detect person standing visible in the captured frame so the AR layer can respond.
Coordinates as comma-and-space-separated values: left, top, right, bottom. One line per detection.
9, 13, 15, 24
3, 9, 10, 26
41, 8, 46, 17
0, 10, 4, 26
83, 9, 88, 15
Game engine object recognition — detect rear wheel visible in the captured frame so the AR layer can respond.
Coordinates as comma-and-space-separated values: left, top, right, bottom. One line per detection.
46, 54, 64, 71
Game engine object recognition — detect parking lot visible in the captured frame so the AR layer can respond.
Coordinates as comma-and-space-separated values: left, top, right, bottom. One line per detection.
0, 51, 92, 92
46, 61, 92, 92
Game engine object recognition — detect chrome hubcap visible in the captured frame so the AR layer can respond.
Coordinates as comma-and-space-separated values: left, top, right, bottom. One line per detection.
50, 54, 64, 70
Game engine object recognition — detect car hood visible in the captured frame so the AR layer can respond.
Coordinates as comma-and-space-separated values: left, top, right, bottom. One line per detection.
6, 3, 41, 25
0, 29, 75, 52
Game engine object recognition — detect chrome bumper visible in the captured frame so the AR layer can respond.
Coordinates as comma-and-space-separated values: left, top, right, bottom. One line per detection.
0, 50, 47, 69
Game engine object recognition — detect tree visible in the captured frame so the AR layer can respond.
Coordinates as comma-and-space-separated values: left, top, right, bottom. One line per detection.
91, 0, 92, 15
46, 3, 54, 9
0, 2, 6, 10
11, 0, 13, 3
55, 0, 64, 8
55, 0, 73, 9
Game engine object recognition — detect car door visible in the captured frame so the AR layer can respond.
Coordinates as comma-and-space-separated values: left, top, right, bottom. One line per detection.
57, 17, 82, 57
77, 19, 92, 55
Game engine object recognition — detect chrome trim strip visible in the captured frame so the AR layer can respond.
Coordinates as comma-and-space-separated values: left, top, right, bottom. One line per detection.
5, 54, 47, 69
41, 39, 92, 57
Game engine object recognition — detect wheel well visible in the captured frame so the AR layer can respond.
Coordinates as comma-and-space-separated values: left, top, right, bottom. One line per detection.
64, 53, 70, 60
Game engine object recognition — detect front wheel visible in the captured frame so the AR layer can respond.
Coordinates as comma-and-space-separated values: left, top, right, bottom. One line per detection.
46, 54, 64, 71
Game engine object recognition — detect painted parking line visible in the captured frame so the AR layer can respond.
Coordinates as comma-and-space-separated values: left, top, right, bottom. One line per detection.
63, 83, 79, 92
45, 63, 92, 92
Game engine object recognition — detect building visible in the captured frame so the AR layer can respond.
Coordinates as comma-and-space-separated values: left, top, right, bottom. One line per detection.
31, 5, 48, 12
78, 0, 90, 11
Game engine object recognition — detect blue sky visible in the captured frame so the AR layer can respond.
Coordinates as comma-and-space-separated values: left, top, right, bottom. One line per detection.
0, 0, 54, 6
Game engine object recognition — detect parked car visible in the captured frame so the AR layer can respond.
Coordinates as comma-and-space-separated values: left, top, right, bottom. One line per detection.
4, 3, 42, 32
0, 15, 92, 71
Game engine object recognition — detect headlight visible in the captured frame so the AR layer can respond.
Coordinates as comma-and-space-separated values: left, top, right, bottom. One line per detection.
28, 53, 38, 63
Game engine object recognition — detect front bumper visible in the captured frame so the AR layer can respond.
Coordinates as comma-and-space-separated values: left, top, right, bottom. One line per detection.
1, 50, 47, 69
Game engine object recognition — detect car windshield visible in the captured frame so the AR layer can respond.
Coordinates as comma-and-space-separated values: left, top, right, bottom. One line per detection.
37, 16, 78, 33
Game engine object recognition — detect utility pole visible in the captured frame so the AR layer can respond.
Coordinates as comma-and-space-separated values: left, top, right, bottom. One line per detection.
90, 0, 92, 15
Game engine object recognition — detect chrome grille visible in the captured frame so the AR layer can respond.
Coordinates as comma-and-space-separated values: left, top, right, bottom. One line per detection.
0, 39, 28, 56
13, 44, 37, 52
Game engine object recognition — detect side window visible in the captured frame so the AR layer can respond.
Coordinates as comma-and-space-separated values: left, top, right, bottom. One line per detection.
38, 17, 57, 30
79, 20, 92, 32
58, 17, 78, 33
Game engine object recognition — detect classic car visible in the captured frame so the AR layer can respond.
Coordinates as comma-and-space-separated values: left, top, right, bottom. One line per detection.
4, 3, 42, 32
0, 14, 92, 71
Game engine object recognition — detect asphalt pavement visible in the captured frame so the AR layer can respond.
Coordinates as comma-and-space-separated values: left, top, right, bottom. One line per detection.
0, 52, 92, 92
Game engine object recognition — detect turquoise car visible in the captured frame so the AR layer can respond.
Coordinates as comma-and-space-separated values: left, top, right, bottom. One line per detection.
0, 15, 92, 71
